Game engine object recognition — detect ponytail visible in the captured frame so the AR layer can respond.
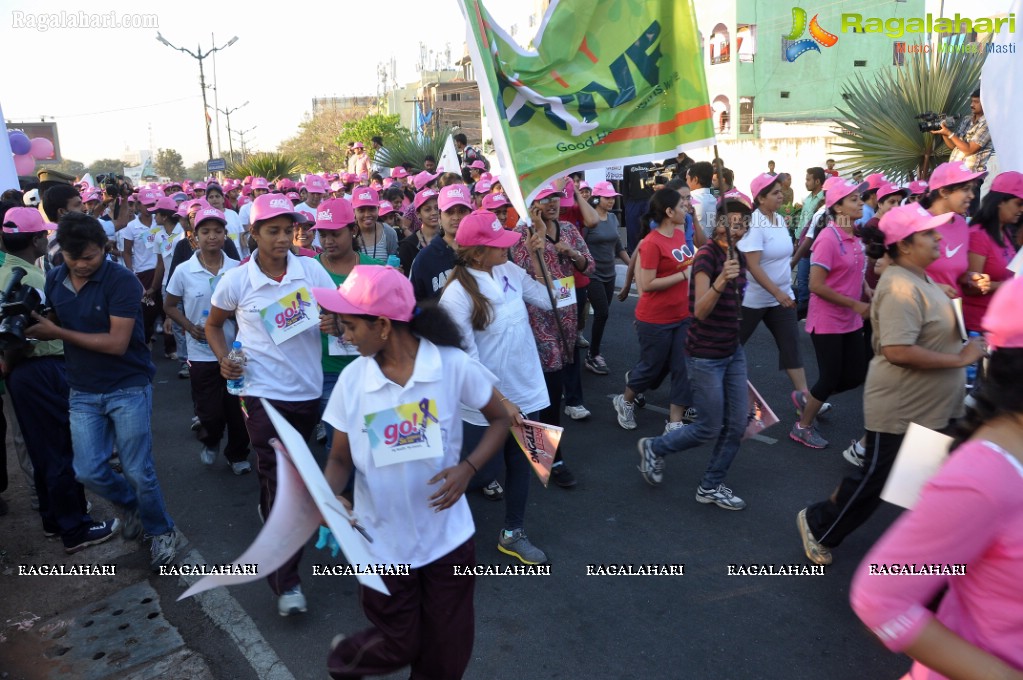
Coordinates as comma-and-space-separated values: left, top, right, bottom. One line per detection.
405, 301, 465, 349
443, 245, 495, 331
950, 348, 1023, 450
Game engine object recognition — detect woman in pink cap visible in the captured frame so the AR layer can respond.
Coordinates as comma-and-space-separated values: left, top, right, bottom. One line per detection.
440, 209, 552, 562
790, 177, 870, 449
851, 276, 1023, 680
397, 188, 441, 276
205, 193, 336, 617
963, 171, 1023, 333
920, 161, 989, 298
351, 187, 399, 263
318, 266, 510, 680
798, 204, 986, 566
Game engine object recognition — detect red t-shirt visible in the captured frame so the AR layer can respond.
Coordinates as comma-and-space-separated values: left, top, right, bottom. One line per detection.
635, 228, 692, 324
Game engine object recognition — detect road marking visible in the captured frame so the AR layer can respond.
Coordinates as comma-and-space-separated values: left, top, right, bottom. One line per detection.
605, 395, 776, 444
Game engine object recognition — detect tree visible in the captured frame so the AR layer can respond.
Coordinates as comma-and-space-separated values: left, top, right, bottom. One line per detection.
186, 161, 208, 180
278, 108, 407, 173
154, 148, 186, 180
831, 39, 985, 182
87, 158, 124, 178
47, 158, 86, 179
226, 153, 301, 182
336, 113, 405, 157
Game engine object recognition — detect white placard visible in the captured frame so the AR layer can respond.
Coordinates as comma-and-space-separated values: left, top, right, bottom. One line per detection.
1007, 246, 1023, 277
880, 423, 954, 510
951, 298, 967, 341
605, 165, 624, 181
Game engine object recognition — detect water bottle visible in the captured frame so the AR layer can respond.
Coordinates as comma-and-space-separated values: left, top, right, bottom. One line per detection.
225, 341, 246, 396
196, 310, 209, 346
386, 254, 400, 268
965, 331, 981, 387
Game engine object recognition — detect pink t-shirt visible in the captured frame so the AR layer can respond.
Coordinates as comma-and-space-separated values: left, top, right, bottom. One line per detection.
850, 440, 1023, 679
962, 226, 1017, 332
806, 223, 865, 334
925, 214, 969, 295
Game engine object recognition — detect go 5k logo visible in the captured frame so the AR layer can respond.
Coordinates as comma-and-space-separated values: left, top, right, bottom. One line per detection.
784, 7, 839, 62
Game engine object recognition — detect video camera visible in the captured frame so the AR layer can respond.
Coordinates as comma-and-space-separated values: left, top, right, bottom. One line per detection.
915, 112, 959, 133
0, 267, 46, 350
95, 173, 134, 198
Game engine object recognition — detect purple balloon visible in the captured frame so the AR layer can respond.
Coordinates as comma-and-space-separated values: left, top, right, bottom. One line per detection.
8, 130, 31, 155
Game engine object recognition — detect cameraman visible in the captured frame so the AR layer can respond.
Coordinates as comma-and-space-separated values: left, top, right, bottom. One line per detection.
0, 207, 119, 553
26, 212, 184, 570
931, 88, 992, 173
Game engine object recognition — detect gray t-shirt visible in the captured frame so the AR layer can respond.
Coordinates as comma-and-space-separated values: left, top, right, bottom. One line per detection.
584, 213, 624, 282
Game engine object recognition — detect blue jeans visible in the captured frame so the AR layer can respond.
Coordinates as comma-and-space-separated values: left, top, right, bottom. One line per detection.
319, 371, 340, 457
795, 257, 811, 307
651, 347, 748, 489
461, 411, 539, 531
69, 384, 174, 536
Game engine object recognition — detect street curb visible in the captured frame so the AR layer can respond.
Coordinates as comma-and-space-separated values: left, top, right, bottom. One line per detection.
174, 547, 295, 680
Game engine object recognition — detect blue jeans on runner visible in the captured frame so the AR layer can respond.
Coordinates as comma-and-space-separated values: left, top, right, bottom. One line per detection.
796, 257, 811, 308
461, 411, 539, 531
650, 346, 748, 489
319, 371, 340, 456
69, 384, 174, 537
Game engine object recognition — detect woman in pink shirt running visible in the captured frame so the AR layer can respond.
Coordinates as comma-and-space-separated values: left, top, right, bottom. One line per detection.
850, 276, 1023, 680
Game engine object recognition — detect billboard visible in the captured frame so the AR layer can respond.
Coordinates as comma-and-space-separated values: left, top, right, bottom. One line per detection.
5, 121, 61, 162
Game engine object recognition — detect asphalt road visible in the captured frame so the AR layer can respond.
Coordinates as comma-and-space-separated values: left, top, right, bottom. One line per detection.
150, 291, 911, 680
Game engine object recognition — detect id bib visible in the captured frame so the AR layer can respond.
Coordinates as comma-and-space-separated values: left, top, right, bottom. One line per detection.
554, 276, 576, 308
259, 287, 319, 345
327, 334, 359, 356
364, 398, 443, 468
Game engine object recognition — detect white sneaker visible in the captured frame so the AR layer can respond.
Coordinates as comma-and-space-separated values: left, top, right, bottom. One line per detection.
564, 404, 591, 420
664, 421, 685, 434
278, 585, 307, 616
231, 461, 252, 475
200, 445, 217, 465
613, 394, 637, 430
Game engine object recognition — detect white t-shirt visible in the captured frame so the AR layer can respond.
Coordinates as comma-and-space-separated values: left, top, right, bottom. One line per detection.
165, 252, 240, 362
322, 339, 495, 568
223, 209, 247, 255
691, 187, 718, 237
238, 202, 253, 227
124, 217, 160, 273
439, 261, 551, 425
737, 209, 795, 308
153, 224, 185, 287
210, 249, 335, 401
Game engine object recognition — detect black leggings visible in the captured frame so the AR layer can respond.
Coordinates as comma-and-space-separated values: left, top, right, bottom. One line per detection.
586, 279, 615, 356
808, 330, 868, 403
539, 369, 565, 463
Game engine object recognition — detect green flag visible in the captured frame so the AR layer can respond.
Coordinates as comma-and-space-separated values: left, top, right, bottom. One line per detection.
458, 0, 714, 214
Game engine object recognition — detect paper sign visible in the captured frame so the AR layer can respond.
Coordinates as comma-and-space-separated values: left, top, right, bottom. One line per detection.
259, 287, 319, 344
880, 422, 954, 510
510, 419, 563, 487
554, 276, 577, 308
605, 166, 624, 181
951, 298, 968, 341
1008, 246, 1023, 277
364, 399, 443, 468
179, 399, 388, 600
743, 380, 779, 441
327, 333, 359, 356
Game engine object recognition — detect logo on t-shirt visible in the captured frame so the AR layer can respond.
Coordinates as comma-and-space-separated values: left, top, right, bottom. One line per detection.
671, 245, 696, 265
945, 244, 963, 258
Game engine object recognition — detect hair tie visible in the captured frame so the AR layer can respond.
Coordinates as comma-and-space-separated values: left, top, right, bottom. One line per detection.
413, 305, 422, 318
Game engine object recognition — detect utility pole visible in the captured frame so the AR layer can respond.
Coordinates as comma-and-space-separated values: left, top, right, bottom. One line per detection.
212, 32, 222, 158
233, 125, 257, 161
216, 101, 249, 162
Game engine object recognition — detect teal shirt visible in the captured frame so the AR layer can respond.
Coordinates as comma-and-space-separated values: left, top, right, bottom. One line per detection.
318, 253, 379, 374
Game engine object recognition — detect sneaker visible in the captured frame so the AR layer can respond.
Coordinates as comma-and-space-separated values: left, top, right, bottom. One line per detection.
65, 519, 120, 555
613, 394, 637, 430
149, 528, 186, 571
550, 462, 577, 488
165, 351, 178, 361
575, 333, 590, 349
121, 507, 142, 541
681, 407, 698, 424
842, 440, 866, 468
636, 438, 664, 486
663, 421, 684, 434
564, 404, 591, 420
200, 445, 217, 466
497, 529, 548, 565
696, 484, 746, 510
624, 371, 645, 408
482, 480, 504, 501
818, 402, 834, 418
797, 508, 833, 565
790, 422, 829, 449
43, 525, 60, 538
277, 585, 307, 617
584, 354, 609, 375
190, 416, 201, 432
177, 363, 190, 379
314, 422, 327, 443
231, 461, 252, 475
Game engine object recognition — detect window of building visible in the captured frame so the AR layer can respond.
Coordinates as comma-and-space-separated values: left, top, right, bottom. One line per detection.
854, 60, 867, 67
710, 23, 730, 65
712, 95, 731, 134
739, 97, 755, 134
780, 91, 790, 98
737, 24, 756, 62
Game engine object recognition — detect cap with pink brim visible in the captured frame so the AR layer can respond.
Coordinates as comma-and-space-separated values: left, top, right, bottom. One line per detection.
878, 204, 954, 246
311, 198, 356, 231
313, 265, 415, 322
2, 207, 48, 233
983, 276, 1023, 350
928, 161, 988, 191
249, 193, 308, 224
455, 210, 521, 249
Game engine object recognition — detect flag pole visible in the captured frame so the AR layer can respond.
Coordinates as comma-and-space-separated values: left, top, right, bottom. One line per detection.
527, 223, 573, 363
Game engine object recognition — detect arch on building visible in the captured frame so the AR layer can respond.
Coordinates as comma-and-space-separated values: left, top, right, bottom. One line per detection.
712, 95, 731, 133
710, 23, 730, 65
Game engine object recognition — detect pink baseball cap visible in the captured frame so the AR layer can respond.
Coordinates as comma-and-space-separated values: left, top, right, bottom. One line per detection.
750, 173, 781, 200
473, 181, 492, 195
382, 178, 396, 188
591, 181, 621, 198
314, 265, 414, 322
195, 181, 207, 191
284, 191, 299, 201
343, 173, 359, 184
533, 184, 565, 202
468, 160, 487, 170
250, 193, 308, 224
237, 196, 252, 207
351, 187, 380, 209
864, 173, 888, 191
413, 188, 439, 211
578, 181, 591, 190
311, 198, 356, 230
722, 189, 753, 213
879, 204, 954, 246
82, 191, 102, 203
481, 193, 510, 211
2, 207, 48, 233
908, 180, 929, 195
378, 200, 395, 217
823, 176, 868, 209
330, 181, 346, 193
413, 171, 440, 191
353, 142, 364, 149
194, 207, 227, 227
390, 167, 409, 179
439, 185, 473, 211
306, 176, 328, 194
983, 276, 1023, 349
929, 161, 988, 191
137, 189, 161, 206
991, 171, 1023, 200
148, 197, 179, 213
455, 210, 521, 249
877, 183, 909, 202
251, 177, 270, 190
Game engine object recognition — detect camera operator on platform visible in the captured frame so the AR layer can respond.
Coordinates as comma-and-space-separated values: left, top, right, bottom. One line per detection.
931, 89, 993, 173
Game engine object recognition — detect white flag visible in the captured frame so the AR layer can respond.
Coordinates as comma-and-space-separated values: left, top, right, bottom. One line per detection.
0, 99, 18, 193
981, 0, 1023, 173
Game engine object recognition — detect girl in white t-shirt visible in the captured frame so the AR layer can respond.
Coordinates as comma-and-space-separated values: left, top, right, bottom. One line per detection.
316, 266, 509, 680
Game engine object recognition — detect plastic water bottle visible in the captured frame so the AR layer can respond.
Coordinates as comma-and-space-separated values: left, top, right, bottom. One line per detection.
965, 331, 981, 386
386, 254, 400, 268
225, 341, 246, 396
196, 310, 209, 346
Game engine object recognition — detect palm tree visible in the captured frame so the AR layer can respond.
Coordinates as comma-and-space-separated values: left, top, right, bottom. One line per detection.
831, 37, 985, 182
226, 152, 301, 181
375, 127, 453, 172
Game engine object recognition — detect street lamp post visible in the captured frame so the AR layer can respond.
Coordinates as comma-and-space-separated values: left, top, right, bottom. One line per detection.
216, 101, 249, 162
156, 32, 238, 161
